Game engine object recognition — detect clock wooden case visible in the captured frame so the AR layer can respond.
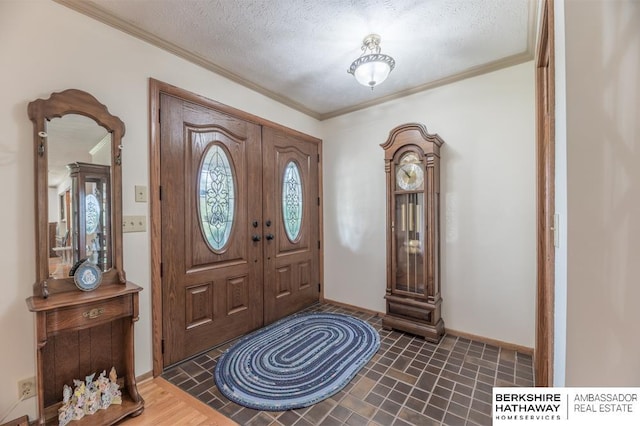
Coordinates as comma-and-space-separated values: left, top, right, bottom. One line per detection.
381, 123, 444, 343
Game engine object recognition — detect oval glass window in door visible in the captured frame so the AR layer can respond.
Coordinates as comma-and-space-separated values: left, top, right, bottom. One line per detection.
282, 161, 303, 241
198, 144, 235, 251
85, 193, 101, 235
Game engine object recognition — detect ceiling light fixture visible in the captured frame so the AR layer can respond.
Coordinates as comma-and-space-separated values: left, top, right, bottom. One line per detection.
348, 34, 396, 90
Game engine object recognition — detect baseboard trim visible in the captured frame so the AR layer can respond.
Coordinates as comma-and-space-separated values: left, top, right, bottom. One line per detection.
322, 298, 384, 318
445, 328, 534, 355
137, 370, 155, 383
323, 299, 533, 355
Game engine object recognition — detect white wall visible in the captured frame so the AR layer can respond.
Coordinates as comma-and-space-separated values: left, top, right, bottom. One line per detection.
553, 0, 568, 387
321, 62, 536, 348
47, 188, 58, 223
0, 1, 320, 420
564, 0, 640, 386
90, 134, 112, 166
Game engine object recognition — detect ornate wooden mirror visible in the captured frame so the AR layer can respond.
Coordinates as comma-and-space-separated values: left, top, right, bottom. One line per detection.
28, 89, 125, 296
26, 90, 143, 425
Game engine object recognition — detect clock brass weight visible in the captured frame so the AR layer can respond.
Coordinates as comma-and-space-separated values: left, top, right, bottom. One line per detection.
381, 123, 444, 343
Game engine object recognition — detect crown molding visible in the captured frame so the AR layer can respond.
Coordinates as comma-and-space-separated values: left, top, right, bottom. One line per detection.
55, 0, 539, 122
320, 51, 534, 120
54, 0, 322, 119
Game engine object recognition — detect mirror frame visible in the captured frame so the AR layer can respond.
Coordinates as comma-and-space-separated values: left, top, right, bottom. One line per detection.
28, 89, 126, 297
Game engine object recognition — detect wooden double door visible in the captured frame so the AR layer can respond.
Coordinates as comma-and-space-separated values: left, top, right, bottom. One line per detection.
160, 94, 320, 367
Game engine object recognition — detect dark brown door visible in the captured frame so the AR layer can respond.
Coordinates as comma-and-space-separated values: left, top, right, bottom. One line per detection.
161, 94, 264, 366
262, 127, 320, 324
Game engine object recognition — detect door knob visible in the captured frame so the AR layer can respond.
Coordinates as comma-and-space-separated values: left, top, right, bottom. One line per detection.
266, 233, 274, 241
252, 235, 261, 242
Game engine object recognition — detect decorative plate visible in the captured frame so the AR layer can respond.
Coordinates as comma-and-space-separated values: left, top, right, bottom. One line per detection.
74, 261, 102, 291
85, 193, 101, 234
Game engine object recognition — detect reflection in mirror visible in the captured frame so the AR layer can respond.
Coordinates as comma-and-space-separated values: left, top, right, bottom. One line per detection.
47, 114, 112, 278
29, 89, 125, 297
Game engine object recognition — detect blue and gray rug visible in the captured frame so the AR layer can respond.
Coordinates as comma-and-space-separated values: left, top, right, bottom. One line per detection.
214, 312, 380, 411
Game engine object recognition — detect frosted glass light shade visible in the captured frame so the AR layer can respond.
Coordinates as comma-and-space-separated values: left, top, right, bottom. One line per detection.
353, 56, 392, 88
347, 34, 395, 89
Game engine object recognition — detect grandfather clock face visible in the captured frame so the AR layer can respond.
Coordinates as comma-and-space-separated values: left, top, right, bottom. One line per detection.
395, 152, 424, 191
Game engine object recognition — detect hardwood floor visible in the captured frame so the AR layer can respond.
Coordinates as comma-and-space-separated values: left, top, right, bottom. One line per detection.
118, 378, 237, 426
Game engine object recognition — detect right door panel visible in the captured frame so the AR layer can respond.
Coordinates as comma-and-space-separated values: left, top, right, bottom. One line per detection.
262, 127, 320, 324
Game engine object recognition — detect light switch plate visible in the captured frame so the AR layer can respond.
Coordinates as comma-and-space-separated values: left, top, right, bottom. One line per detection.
134, 185, 147, 202
123, 215, 147, 233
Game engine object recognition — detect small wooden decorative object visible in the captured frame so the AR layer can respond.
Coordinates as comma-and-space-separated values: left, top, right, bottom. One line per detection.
381, 123, 444, 342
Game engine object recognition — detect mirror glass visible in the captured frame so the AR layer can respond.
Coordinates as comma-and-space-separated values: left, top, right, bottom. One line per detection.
46, 115, 112, 279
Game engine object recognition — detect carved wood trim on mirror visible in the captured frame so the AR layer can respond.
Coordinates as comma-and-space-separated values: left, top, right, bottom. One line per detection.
27, 89, 126, 296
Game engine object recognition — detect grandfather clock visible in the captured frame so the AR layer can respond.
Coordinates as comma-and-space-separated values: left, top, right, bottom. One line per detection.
381, 123, 444, 342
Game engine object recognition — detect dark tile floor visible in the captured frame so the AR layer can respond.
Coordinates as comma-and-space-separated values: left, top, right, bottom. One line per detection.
163, 303, 534, 425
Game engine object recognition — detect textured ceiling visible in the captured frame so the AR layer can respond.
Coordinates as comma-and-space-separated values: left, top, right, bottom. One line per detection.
57, 0, 537, 120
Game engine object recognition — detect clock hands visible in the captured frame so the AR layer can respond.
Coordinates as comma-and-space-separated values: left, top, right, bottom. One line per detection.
397, 163, 424, 190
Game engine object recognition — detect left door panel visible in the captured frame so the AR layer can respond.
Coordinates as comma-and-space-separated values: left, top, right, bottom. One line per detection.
161, 94, 263, 367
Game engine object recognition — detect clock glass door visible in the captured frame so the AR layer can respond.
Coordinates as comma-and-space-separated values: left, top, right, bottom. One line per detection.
394, 192, 425, 295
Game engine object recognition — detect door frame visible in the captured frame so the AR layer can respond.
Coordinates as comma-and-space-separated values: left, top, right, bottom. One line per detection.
149, 79, 324, 376
534, 0, 555, 387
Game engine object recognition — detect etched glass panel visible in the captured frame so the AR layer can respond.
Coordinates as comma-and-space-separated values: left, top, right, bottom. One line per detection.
85, 193, 101, 235
282, 161, 303, 241
198, 144, 235, 251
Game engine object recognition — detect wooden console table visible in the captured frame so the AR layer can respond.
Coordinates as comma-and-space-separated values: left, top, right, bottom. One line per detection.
26, 283, 144, 425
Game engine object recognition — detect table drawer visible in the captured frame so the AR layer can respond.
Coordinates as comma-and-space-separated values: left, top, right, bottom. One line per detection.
46, 296, 132, 334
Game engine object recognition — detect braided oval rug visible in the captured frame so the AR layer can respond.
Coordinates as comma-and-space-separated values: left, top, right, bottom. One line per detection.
214, 312, 380, 411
